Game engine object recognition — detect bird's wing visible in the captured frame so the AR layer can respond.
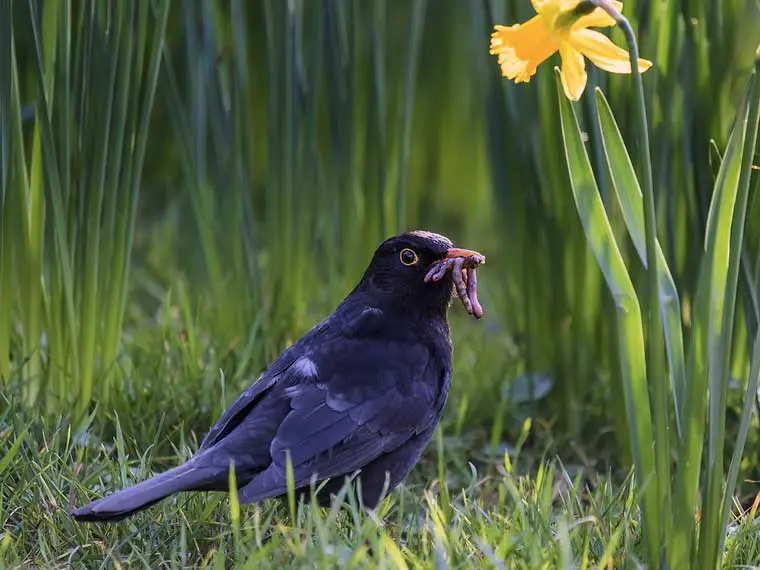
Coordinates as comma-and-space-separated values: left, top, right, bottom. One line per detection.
237, 335, 445, 503
198, 373, 279, 452
199, 321, 330, 451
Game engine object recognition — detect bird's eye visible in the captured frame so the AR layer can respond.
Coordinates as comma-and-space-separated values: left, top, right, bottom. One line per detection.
400, 248, 419, 266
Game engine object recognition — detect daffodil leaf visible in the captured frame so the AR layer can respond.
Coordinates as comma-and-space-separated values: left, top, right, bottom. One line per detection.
704, 66, 759, 567
670, 66, 758, 568
553, 67, 661, 562
594, 87, 686, 439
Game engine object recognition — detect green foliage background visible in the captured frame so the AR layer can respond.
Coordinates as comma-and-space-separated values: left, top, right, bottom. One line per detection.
5, 0, 760, 465
3, 0, 760, 566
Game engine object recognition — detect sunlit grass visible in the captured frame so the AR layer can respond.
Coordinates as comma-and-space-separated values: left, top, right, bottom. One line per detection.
2, 0, 169, 416
0, 320, 636, 567
4, 323, 760, 568
0, 380, 641, 568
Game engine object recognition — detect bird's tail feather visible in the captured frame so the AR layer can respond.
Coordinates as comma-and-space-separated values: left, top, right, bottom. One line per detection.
71, 459, 222, 523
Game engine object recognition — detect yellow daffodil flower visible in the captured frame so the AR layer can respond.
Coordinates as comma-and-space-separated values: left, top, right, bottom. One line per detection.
489, 0, 652, 100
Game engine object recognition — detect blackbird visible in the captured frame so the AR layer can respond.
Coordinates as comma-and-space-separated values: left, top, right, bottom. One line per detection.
71, 230, 485, 522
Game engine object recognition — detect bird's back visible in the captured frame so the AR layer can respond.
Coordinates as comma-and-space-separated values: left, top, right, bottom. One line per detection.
198, 298, 454, 505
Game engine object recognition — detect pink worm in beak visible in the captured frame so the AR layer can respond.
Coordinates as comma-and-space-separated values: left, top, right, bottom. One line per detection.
424, 249, 485, 319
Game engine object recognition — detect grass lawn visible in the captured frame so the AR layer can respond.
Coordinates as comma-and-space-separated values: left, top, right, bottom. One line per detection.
3, 317, 760, 568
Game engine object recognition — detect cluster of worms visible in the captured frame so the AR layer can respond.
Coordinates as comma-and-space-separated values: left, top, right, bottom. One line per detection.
424, 254, 486, 319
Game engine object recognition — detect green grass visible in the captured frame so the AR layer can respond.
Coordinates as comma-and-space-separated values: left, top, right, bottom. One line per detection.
0, 319, 636, 568
2, 314, 760, 568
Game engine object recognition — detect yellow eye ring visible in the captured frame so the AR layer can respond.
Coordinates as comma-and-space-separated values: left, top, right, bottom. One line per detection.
400, 248, 419, 266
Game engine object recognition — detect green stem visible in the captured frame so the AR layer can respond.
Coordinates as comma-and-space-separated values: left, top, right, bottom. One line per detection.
588, 1, 670, 563
620, 15, 671, 567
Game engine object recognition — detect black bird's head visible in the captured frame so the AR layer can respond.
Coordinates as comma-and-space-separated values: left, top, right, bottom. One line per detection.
355, 230, 484, 318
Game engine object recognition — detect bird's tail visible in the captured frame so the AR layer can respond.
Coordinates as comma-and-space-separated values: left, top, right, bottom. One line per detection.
71, 458, 224, 523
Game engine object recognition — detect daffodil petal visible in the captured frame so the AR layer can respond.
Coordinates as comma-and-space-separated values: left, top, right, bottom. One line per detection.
574, 1, 623, 29
559, 44, 587, 100
570, 29, 652, 73
490, 17, 559, 83
532, 0, 569, 16
530, 0, 546, 14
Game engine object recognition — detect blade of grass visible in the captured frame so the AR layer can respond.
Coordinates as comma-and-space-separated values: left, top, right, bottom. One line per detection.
0, 0, 11, 381
26, 0, 81, 410
97, 3, 138, 395
0, 429, 26, 475
18, 0, 171, 416
393, 0, 426, 232
19, 0, 59, 407
101, 0, 171, 404
0, 185, 9, 382
76, 1, 123, 417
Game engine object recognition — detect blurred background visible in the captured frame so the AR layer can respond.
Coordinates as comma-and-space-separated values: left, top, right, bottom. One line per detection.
4, 0, 760, 477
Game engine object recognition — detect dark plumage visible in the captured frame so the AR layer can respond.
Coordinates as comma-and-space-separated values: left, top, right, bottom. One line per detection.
71, 230, 485, 522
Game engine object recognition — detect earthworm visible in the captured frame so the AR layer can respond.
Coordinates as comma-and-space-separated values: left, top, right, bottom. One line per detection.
451, 258, 470, 313
424, 258, 454, 283
424, 254, 485, 319
466, 267, 483, 319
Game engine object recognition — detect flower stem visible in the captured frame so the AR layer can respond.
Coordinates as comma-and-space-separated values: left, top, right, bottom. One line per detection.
620, 13, 672, 567
626, 20, 671, 563
583, 1, 670, 564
